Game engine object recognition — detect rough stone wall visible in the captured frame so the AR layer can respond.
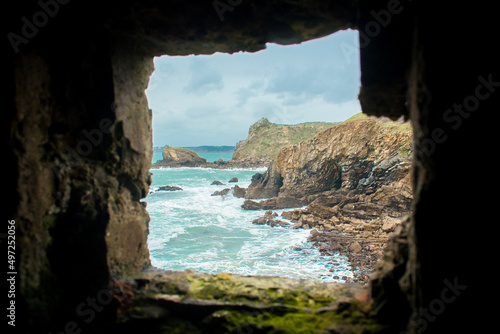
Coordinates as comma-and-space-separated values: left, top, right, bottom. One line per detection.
6, 0, 499, 333
6, 4, 154, 331
367, 1, 498, 333
107, 43, 153, 278
6, 1, 359, 332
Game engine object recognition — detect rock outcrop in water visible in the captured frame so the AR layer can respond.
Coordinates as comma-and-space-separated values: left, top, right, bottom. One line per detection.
243, 114, 413, 283
159, 145, 207, 166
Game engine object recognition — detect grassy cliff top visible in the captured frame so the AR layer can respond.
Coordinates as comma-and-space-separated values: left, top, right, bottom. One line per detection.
345, 113, 412, 133
232, 118, 337, 160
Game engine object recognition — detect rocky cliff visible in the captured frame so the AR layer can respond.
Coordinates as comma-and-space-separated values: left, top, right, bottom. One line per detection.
243, 114, 413, 283
232, 118, 337, 163
244, 114, 412, 202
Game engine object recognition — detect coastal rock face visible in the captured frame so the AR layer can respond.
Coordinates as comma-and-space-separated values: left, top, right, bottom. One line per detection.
232, 185, 247, 198
211, 188, 231, 197
244, 161, 283, 199
161, 146, 207, 166
244, 115, 413, 283
246, 115, 412, 201
233, 118, 336, 163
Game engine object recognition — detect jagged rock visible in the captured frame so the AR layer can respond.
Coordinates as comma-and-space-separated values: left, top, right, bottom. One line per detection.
240, 116, 413, 284
350, 242, 362, 253
281, 209, 306, 221
246, 116, 412, 200
252, 217, 267, 225
229, 177, 239, 183
244, 165, 283, 199
306, 203, 337, 220
252, 216, 289, 227
241, 200, 262, 210
211, 180, 224, 185
268, 219, 290, 227
241, 197, 307, 210
381, 218, 402, 232
232, 185, 246, 198
211, 188, 231, 196
263, 210, 278, 219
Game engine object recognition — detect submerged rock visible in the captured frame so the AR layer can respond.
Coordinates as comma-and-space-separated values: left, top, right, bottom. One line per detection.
158, 186, 183, 191
252, 211, 290, 227
211, 188, 231, 196
241, 197, 307, 210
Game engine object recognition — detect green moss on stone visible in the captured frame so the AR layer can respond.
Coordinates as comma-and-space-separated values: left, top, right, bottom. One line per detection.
207, 302, 386, 334
127, 272, 387, 333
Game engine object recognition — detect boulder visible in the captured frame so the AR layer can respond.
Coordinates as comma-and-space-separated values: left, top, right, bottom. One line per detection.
211, 180, 224, 185
306, 203, 337, 220
381, 217, 402, 232
232, 185, 247, 198
349, 242, 362, 253
263, 210, 278, 219
252, 217, 267, 225
229, 177, 239, 183
241, 197, 307, 210
252, 216, 289, 227
241, 200, 262, 210
268, 219, 290, 227
281, 209, 306, 222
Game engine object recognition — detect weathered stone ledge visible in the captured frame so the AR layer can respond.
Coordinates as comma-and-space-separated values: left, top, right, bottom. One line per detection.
110, 270, 388, 333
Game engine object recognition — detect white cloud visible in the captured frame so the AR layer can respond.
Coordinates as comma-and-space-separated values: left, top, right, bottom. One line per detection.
147, 30, 361, 147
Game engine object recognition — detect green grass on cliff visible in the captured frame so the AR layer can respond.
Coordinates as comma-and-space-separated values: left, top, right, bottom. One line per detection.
233, 118, 337, 160
345, 112, 412, 133
233, 114, 412, 161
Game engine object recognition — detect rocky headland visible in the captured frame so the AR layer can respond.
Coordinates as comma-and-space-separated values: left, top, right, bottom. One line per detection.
151, 114, 413, 283
242, 114, 413, 283
232, 117, 337, 164
151, 118, 337, 169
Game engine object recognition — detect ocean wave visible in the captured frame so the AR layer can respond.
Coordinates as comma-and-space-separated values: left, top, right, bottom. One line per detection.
145, 167, 352, 282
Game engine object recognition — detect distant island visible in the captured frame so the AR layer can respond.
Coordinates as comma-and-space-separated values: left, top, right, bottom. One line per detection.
182, 146, 235, 153
153, 146, 235, 153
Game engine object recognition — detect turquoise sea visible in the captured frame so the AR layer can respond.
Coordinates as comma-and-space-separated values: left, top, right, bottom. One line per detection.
152, 151, 234, 163
145, 154, 352, 282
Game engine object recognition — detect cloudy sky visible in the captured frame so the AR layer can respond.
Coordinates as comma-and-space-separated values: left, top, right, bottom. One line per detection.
146, 29, 361, 148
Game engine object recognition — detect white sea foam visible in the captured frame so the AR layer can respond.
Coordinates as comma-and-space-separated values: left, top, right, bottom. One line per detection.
145, 167, 352, 282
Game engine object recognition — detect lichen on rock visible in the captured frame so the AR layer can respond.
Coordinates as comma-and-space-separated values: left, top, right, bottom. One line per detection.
114, 271, 386, 333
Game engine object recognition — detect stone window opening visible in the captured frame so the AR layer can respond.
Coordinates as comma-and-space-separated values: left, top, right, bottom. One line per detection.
10, 1, 495, 333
